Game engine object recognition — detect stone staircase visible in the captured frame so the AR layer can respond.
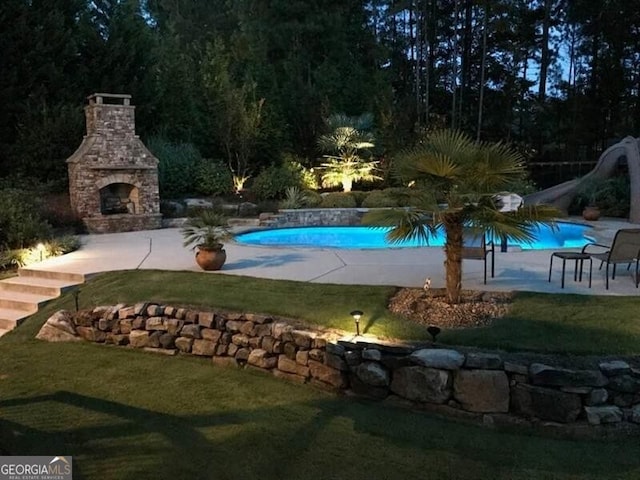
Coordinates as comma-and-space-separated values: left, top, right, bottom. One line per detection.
258, 212, 284, 227
0, 269, 84, 337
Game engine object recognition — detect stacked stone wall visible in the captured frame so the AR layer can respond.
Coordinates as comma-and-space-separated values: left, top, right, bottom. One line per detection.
39, 304, 640, 434
272, 209, 367, 227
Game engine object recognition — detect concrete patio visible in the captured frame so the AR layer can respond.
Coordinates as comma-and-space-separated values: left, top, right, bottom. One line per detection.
23, 218, 640, 296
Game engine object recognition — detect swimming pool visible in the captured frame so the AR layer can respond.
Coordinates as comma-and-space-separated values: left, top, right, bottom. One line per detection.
235, 223, 593, 250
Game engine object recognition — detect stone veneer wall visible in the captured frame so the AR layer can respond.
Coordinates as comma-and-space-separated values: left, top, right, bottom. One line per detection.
39, 303, 640, 434
270, 209, 368, 227
82, 213, 162, 234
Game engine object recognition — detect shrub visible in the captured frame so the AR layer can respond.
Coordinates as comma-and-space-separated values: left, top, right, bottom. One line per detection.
147, 136, 201, 198
303, 190, 323, 207
504, 177, 538, 196
569, 175, 630, 217
250, 154, 320, 201
194, 159, 234, 197
38, 193, 84, 233
0, 188, 52, 249
0, 235, 80, 269
45, 235, 80, 256
279, 187, 324, 209
598, 176, 630, 217
251, 164, 301, 200
0, 249, 19, 270
255, 200, 280, 215
279, 187, 307, 209
382, 187, 414, 207
283, 154, 319, 190
361, 190, 400, 208
349, 190, 368, 207
319, 192, 357, 208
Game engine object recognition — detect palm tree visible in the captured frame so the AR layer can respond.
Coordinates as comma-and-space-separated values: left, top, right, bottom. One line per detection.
363, 130, 559, 304
317, 113, 381, 192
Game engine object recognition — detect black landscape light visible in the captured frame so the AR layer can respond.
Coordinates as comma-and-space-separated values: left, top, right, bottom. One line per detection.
427, 325, 441, 342
350, 310, 363, 336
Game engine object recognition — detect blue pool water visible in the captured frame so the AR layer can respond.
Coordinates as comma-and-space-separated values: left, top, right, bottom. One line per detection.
235, 223, 593, 250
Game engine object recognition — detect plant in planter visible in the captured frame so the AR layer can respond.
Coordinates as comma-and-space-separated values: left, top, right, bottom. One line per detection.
181, 211, 232, 271
574, 176, 607, 221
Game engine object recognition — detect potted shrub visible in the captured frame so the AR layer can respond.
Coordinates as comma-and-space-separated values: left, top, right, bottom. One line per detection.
181, 211, 231, 271
575, 176, 605, 221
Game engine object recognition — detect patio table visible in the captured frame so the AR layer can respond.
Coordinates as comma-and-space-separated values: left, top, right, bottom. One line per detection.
548, 251, 592, 289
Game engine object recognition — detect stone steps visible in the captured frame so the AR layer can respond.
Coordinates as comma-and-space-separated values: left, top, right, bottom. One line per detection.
17, 268, 85, 283
0, 290, 49, 312
227, 218, 260, 227
258, 212, 284, 227
0, 269, 84, 335
0, 276, 79, 297
0, 307, 32, 331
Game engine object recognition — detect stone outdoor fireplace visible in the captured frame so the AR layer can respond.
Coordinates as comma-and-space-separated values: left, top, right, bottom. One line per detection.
67, 93, 161, 233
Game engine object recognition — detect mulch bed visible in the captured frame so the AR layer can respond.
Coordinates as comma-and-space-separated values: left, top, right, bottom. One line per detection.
388, 287, 513, 329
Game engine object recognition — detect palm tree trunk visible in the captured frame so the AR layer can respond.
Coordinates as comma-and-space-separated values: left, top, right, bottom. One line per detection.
443, 217, 463, 304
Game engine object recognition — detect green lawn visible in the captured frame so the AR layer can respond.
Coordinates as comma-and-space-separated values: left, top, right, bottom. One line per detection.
1, 338, 640, 479
3, 271, 640, 478
11, 269, 640, 355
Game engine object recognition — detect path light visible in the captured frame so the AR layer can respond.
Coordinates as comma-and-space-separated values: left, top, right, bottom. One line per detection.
350, 310, 363, 336
36, 242, 46, 262
427, 325, 441, 342
73, 289, 80, 312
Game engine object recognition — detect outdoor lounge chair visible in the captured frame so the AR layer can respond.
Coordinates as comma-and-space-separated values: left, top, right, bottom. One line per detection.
581, 228, 640, 289
461, 228, 495, 284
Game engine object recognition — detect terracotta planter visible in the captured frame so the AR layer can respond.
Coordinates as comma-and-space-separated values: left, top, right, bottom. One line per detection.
582, 206, 601, 221
195, 245, 227, 271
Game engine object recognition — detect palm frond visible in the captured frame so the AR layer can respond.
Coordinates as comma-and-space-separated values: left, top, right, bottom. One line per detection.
468, 143, 526, 192
413, 152, 460, 179
460, 202, 561, 244
324, 112, 373, 132
181, 211, 231, 249
362, 208, 439, 245
425, 129, 476, 162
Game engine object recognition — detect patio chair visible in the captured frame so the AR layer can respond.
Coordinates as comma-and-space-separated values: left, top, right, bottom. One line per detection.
581, 228, 640, 289
461, 228, 495, 284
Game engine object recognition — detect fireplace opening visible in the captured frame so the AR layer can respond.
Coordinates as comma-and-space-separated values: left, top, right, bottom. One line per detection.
99, 183, 139, 215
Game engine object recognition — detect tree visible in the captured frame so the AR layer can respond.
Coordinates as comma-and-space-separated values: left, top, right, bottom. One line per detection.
0, 0, 86, 181
317, 113, 381, 192
363, 129, 558, 304
202, 40, 265, 192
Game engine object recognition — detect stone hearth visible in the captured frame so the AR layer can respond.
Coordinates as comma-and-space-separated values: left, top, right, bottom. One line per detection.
67, 93, 161, 233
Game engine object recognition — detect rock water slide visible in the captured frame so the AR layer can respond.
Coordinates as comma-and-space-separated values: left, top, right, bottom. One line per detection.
523, 136, 640, 223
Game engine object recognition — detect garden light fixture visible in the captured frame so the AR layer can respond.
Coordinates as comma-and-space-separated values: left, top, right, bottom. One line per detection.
427, 325, 441, 342
350, 310, 363, 336
36, 243, 45, 262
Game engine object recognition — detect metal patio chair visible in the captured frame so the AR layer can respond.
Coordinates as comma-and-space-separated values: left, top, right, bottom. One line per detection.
461, 228, 495, 284
581, 228, 640, 289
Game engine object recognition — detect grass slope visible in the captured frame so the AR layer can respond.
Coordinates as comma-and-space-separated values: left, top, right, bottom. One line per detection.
9, 270, 640, 355
1, 340, 640, 479
2, 271, 640, 478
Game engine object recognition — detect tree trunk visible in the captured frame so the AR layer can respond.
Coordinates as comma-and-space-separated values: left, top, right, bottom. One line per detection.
538, 0, 552, 101
476, 0, 488, 141
450, 0, 460, 129
443, 217, 463, 304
